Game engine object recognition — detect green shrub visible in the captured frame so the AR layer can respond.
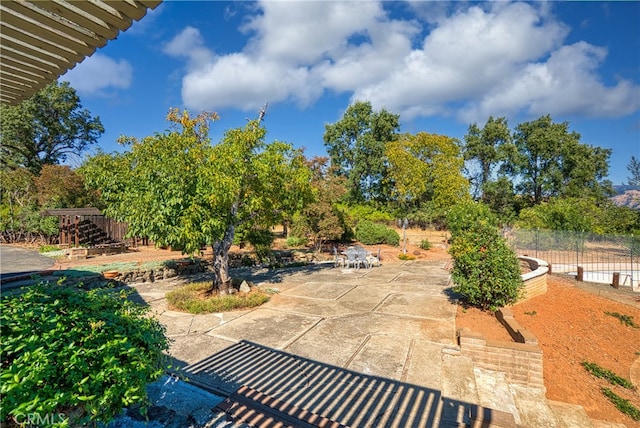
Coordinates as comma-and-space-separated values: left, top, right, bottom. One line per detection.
342, 204, 395, 225
247, 229, 274, 263
39, 244, 59, 253
355, 220, 400, 246
419, 239, 431, 250
447, 203, 523, 311
446, 200, 498, 236
384, 228, 400, 246
0, 283, 170, 427
286, 236, 308, 247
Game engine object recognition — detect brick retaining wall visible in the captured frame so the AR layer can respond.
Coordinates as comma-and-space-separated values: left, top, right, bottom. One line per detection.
519, 256, 548, 303
457, 306, 544, 388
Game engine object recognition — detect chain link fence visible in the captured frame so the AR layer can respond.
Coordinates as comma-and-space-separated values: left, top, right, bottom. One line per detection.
504, 229, 639, 292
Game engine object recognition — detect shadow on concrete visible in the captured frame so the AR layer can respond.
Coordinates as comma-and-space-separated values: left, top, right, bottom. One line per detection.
175, 340, 509, 428
232, 262, 336, 285
441, 285, 464, 305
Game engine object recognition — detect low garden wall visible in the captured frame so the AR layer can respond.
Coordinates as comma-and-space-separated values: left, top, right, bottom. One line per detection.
456, 256, 549, 389
518, 256, 549, 303
458, 325, 544, 388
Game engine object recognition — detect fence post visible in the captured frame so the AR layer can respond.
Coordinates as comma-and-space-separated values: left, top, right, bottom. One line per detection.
577, 266, 584, 282
631, 235, 636, 292
612, 272, 620, 289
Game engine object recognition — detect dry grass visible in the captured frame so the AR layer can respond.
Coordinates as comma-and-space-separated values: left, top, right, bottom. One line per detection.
166, 281, 270, 314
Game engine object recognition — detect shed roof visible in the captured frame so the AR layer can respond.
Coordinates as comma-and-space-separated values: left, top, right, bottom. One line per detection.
0, 0, 162, 105
41, 207, 102, 217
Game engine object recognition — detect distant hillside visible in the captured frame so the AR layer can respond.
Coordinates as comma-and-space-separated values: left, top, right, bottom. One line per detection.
613, 185, 640, 194
610, 188, 640, 210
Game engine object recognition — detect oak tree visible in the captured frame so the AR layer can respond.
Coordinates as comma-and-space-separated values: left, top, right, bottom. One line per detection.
323, 101, 399, 203
0, 81, 104, 174
503, 115, 612, 205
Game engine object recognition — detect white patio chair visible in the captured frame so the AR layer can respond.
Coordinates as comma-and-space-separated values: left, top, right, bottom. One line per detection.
367, 247, 381, 267
333, 246, 345, 268
345, 248, 363, 269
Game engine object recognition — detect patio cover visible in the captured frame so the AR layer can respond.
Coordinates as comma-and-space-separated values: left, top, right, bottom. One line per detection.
0, 0, 162, 105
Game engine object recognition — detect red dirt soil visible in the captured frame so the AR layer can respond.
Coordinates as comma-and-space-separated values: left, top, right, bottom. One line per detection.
456, 275, 640, 427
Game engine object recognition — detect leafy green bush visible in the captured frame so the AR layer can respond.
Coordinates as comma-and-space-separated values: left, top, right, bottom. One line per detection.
286, 236, 308, 247
355, 220, 399, 246
247, 229, 274, 263
447, 202, 523, 311
419, 239, 431, 250
1, 283, 170, 427
39, 244, 59, 253
343, 204, 395, 224
446, 200, 498, 236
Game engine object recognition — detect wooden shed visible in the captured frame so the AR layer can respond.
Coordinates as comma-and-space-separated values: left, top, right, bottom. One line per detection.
40, 208, 145, 248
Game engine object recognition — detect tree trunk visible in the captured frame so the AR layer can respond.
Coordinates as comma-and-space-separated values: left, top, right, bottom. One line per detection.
211, 223, 235, 295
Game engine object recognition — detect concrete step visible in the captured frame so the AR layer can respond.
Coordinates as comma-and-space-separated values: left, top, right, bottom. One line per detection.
548, 400, 594, 427
510, 384, 558, 427
439, 354, 480, 426
441, 354, 479, 403
473, 368, 521, 425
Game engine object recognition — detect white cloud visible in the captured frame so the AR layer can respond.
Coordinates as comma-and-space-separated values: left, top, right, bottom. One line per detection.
163, 26, 213, 69
459, 42, 640, 122
163, 0, 639, 122
181, 54, 322, 111
63, 53, 132, 96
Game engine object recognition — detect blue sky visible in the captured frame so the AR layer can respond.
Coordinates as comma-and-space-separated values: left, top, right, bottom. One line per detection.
63, 1, 640, 185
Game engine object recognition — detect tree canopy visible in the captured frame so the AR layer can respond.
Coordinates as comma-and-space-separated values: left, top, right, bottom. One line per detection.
323, 101, 400, 203
386, 132, 470, 212
504, 115, 613, 204
463, 116, 511, 200
82, 109, 313, 293
0, 81, 104, 174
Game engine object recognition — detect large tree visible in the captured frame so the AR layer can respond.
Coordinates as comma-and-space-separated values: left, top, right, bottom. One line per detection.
293, 156, 347, 253
385, 132, 470, 213
463, 116, 511, 200
82, 109, 312, 293
323, 101, 400, 203
0, 81, 104, 174
503, 115, 612, 205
